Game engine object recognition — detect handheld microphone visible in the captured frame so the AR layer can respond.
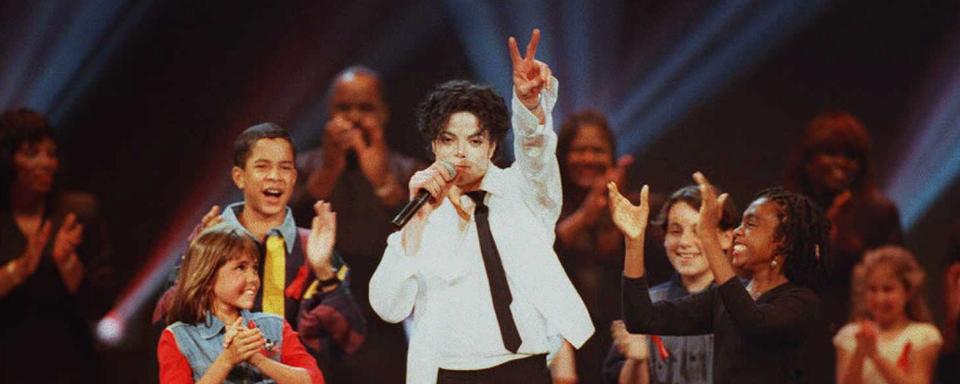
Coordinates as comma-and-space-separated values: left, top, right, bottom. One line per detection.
391, 161, 457, 229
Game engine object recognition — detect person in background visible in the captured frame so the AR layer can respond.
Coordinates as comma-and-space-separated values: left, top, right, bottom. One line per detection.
553, 109, 668, 384
785, 111, 903, 334
602, 185, 739, 384
834, 246, 941, 384
292, 66, 422, 383
0, 108, 111, 383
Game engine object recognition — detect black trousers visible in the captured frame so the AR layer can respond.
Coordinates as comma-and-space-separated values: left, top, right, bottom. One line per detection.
437, 354, 551, 384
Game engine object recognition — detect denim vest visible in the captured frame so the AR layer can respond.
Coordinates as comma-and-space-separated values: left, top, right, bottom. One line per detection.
166, 310, 285, 383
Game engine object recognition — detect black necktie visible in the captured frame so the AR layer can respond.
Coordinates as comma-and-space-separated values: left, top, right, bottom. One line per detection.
467, 190, 522, 353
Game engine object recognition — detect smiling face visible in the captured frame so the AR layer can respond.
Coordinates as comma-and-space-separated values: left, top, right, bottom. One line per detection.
11, 137, 58, 196
664, 202, 711, 278
431, 111, 496, 191
864, 264, 909, 326
211, 250, 261, 316
565, 124, 613, 189
731, 198, 783, 273
805, 150, 860, 194
232, 138, 297, 221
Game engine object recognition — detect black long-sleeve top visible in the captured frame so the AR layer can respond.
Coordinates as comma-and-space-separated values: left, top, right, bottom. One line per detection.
622, 276, 831, 384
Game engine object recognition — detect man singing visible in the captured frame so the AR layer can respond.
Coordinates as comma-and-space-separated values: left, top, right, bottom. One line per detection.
369, 29, 593, 384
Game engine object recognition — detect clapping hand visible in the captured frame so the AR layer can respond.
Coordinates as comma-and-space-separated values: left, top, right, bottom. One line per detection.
307, 201, 337, 280
607, 182, 649, 240
221, 317, 266, 365
611, 320, 649, 361
52, 213, 83, 263
855, 320, 879, 359
693, 172, 728, 238
16, 221, 52, 280
580, 155, 635, 224
354, 114, 391, 188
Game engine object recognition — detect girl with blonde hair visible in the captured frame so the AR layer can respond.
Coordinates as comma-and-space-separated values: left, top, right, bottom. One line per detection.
834, 245, 941, 384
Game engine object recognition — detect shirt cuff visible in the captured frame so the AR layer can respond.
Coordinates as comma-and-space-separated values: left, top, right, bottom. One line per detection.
512, 76, 559, 137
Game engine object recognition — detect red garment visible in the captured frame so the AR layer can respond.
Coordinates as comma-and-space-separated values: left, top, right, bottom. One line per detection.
157, 319, 324, 383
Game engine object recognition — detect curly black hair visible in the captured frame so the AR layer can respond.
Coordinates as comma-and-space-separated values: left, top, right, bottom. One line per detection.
416, 80, 509, 161
755, 187, 831, 291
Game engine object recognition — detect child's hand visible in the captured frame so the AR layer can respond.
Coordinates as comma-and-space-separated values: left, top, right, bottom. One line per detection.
610, 320, 649, 361
855, 320, 879, 359
221, 322, 266, 365
222, 317, 243, 348
307, 201, 337, 280
607, 182, 649, 240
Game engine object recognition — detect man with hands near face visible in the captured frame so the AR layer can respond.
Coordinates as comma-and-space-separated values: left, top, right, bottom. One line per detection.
293, 66, 422, 288
369, 29, 593, 384
290, 66, 424, 383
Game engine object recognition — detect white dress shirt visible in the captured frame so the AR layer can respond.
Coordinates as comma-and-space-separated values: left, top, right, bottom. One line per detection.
369, 78, 594, 384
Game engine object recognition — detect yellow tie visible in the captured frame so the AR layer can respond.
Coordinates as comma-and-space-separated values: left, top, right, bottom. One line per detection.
263, 234, 286, 317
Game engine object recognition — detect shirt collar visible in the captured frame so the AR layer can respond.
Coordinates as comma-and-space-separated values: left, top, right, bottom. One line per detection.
478, 164, 508, 197
199, 309, 253, 339
221, 202, 297, 253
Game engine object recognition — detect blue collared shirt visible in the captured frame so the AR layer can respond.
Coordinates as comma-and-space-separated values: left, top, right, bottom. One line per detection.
220, 202, 298, 253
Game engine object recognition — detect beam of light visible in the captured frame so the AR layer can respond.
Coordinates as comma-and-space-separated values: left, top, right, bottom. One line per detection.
441, 0, 511, 96
96, 183, 239, 344
289, 0, 445, 147
0, 1, 152, 124
608, 0, 752, 132
560, 0, 593, 111
613, 0, 829, 155
560, 0, 622, 111
884, 34, 960, 229
592, 1, 712, 112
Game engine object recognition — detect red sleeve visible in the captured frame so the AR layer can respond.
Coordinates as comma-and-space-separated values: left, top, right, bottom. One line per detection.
281, 320, 325, 384
158, 329, 194, 384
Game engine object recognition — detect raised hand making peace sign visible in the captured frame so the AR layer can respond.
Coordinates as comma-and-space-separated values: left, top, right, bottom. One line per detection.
508, 29, 552, 112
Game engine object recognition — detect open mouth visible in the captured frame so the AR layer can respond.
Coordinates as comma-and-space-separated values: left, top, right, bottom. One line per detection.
262, 188, 284, 202
732, 244, 746, 254
675, 253, 701, 263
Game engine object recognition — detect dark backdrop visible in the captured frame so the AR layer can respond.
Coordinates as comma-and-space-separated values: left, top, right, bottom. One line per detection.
2, 0, 959, 382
